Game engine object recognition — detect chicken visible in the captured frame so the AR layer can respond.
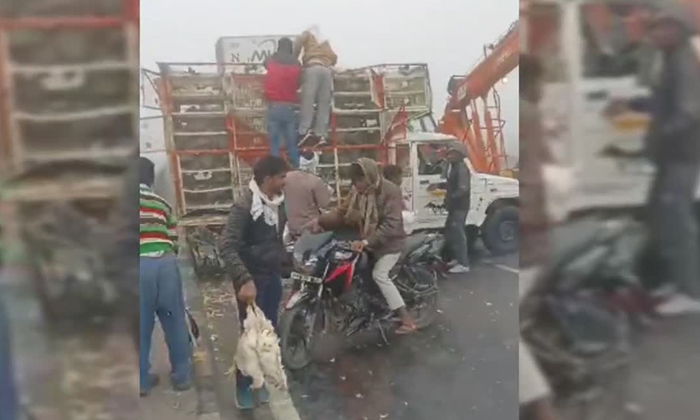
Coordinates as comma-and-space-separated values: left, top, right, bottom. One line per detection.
233, 304, 288, 391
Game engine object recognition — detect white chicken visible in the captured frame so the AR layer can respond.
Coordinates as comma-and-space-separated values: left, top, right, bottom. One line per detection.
233, 304, 288, 391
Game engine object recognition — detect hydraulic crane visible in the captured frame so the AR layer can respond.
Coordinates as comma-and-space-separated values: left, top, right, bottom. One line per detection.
438, 21, 519, 176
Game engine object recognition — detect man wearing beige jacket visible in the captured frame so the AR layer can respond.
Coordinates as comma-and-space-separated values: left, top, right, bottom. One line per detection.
294, 27, 338, 147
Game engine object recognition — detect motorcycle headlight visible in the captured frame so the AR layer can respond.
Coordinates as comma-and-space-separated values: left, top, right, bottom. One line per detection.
293, 253, 317, 275
333, 250, 354, 262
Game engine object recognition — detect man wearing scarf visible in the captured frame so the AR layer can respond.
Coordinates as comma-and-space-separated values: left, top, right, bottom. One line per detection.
318, 158, 417, 335
264, 37, 302, 168
220, 156, 289, 410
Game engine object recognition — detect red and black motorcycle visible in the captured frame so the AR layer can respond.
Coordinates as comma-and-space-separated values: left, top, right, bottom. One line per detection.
278, 231, 442, 369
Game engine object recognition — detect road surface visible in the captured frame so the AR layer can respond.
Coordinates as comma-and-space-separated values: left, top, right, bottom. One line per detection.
282, 249, 520, 420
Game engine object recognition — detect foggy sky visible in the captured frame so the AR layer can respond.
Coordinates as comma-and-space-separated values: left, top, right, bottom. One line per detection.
140, 0, 519, 157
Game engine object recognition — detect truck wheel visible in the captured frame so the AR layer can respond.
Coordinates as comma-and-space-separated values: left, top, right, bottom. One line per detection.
482, 206, 518, 255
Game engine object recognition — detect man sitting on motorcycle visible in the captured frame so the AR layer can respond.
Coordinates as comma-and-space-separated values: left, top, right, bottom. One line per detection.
314, 158, 417, 334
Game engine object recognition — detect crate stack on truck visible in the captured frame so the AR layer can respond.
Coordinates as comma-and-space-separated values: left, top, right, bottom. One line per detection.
145, 36, 434, 274
0, 1, 139, 416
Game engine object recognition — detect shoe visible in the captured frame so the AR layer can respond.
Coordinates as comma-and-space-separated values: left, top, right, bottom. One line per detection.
256, 386, 270, 404
448, 264, 470, 274
173, 380, 192, 392
315, 137, 328, 147
298, 132, 313, 147
236, 384, 255, 410
656, 294, 700, 316
140, 374, 160, 397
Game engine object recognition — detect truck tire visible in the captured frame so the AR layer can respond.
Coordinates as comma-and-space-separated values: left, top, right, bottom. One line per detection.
482, 206, 518, 255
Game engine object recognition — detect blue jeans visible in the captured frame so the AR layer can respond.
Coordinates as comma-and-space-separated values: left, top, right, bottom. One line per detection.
0, 294, 19, 420
140, 254, 191, 390
267, 103, 299, 168
236, 273, 282, 390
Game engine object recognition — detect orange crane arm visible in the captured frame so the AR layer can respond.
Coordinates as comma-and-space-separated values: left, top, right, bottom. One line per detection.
448, 21, 519, 109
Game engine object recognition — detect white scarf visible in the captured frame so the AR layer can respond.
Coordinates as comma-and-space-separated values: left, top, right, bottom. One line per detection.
249, 179, 284, 227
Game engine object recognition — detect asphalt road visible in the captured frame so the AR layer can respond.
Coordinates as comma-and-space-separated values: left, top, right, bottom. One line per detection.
626, 316, 700, 420
280, 248, 520, 420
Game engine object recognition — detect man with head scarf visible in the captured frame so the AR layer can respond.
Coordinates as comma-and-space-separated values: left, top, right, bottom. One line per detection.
605, 4, 700, 315
283, 150, 332, 238
264, 38, 302, 168
443, 141, 472, 274
294, 27, 338, 148
316, 158, 417, 334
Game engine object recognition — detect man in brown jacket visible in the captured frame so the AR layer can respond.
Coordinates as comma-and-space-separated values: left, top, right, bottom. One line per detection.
294, 27, 338, 147
317, 158, 417, 334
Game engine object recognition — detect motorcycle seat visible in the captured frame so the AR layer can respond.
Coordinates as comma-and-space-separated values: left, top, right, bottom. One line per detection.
399, 232, 430, 263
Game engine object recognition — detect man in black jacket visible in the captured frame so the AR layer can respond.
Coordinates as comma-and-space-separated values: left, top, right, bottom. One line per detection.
220, 156, 289, 410
444, 142, 471, 274
605, 6, 700, 315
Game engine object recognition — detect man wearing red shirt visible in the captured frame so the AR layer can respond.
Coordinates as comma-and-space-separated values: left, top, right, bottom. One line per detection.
264, 38, 302, 168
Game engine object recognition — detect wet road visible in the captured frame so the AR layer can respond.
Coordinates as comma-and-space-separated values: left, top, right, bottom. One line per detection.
627, 316, 700, 419
283, 249, 520, 420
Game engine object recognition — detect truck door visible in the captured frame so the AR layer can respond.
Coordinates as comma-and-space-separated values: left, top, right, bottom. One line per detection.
412, 143, 449, 229
573, 2, 655, 207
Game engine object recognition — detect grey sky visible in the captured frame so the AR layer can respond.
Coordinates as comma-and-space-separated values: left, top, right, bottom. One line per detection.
141, 0, 519, 158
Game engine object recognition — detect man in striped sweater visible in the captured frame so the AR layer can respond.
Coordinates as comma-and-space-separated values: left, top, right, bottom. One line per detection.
139, 157, 191, 396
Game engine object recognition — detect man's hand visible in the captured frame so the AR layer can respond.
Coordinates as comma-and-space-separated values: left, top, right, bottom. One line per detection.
350, 240, 365, 253
303, 218, 324, 234
238, 280, 257, 305
603, 98, 629, 119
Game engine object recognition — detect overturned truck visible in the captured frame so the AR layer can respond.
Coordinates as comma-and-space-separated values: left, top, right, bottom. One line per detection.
143, 35, 518, 277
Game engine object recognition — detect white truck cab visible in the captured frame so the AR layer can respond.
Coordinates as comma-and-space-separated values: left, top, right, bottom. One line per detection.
524, 0, 700, 215
395, 132, 519, 254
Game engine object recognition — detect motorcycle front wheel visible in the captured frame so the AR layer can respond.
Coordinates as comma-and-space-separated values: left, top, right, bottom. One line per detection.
278, 299, 322, 370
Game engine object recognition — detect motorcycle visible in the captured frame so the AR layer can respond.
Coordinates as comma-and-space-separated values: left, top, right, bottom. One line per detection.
520, 216, 648, 420
278, 231, 442, 370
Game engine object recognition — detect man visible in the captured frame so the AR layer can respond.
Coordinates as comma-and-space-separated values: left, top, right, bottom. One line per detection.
220, 155, 288, 410
139, 157, 191, 396
317, 158, 417, 334
1, 281, 19, 420
294, 27, 338, 147
264, 37, 302, 168
443, 142, 471, 274
284, 150, 331, 238
605, 6, 700, 315
518, 54, 562, 420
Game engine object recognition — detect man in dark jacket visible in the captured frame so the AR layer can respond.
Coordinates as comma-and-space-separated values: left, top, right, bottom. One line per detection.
605, 6, 700, 315
444, 142, 471, 274
317, 158, 416, 334
264, 38, 302, 168
220, 156, 288, 410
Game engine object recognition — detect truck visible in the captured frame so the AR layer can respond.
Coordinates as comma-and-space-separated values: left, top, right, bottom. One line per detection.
521, 0, 700, 216
141, 34, 519, 276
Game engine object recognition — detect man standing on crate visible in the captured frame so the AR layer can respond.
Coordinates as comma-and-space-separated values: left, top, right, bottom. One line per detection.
220, 156, 289, 410
294, 26, 338, 148
139, 157, 192, 396
264, 37, 302, 168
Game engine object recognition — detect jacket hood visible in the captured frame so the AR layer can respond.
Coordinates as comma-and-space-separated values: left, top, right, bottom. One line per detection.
269, 37, 298, 66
